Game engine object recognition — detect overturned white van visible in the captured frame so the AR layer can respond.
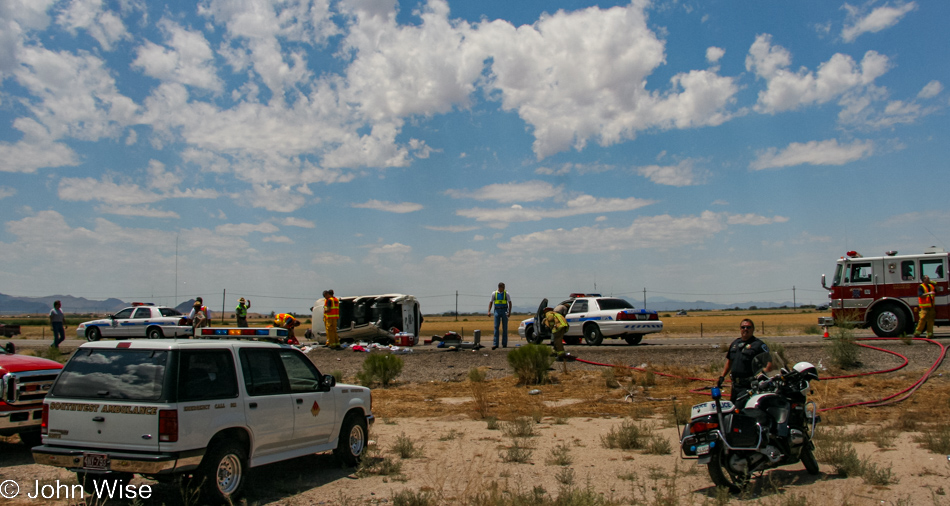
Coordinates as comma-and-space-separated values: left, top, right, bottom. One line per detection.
309, 294, 422, 345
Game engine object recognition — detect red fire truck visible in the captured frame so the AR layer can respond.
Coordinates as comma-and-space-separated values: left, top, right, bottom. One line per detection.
818, 247, 948, 337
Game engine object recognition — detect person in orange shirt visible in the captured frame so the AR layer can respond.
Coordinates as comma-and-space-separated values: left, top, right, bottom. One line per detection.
323, 290, 341, 349
913, 275, 937, 338
273, 313, 301, 345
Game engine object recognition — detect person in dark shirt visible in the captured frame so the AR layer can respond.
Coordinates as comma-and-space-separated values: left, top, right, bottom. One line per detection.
719, 319, 772, 406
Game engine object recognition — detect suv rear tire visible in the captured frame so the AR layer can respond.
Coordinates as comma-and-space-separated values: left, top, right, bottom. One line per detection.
199, 441, 247, 504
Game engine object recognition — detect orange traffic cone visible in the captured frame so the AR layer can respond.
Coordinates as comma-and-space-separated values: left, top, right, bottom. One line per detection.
822, 327, 829, 338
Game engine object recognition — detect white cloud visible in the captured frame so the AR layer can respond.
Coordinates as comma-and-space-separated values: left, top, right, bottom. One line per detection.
726, 213, 789, 226
746, 34, 890, 114
262, 235, 293, 243
496, 211, 783, 254
351, 200, 423, 213
474, 2, 738, 158
215, 223, 280, 236
95, 205, 180, 218
132, 19, 222, 92
0, 122, 80, 173
0, 186, 15, 199
424, 225, 480, 232
446, 181, 560, 203
56, 0, 132, 51
706, 46, 725, 64
918, 80, 943, 99
282, 217, 315, 228
534, 162, 615, 176
750, 139, 874, 170
311, 252, 353, 265
457, 195, 655, 224
841, 2, 917, 43
240, 184, 307, 212
14, 46, 138, 141
636, 159, 709, 186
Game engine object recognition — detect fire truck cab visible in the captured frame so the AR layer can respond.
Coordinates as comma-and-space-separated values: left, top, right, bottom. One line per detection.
819, 247, 948, 337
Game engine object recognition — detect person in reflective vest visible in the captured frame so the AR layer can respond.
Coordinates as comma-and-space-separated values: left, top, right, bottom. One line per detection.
274, 313, 301, 345
324, 290, 341, 349
235, 297, 251, 327
542, 305, 569, 357
913, 275, 936, 338
487, 282, 512, 349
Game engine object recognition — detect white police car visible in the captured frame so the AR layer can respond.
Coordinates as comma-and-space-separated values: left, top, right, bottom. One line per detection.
75, 303, 192, 341
518, 294, 663, 346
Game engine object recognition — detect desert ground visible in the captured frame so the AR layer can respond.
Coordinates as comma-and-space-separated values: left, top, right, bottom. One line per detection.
1, 310, 948, 505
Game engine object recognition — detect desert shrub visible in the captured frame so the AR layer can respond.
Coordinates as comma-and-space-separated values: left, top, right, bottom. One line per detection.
815, 429, 863, 477
507, 344, 554, 385
356, 354, 404, 387
468, 367, 490, 419
555, 467, 575, 486
391, 433, 423, 459
546, 443, 573, 466
915, 425, 950, 454
862, 461, 897, 486
645, 435, 672, 455
331, 370, 343, 383
391, 489, 437, 506
601, 420, 650, 450
502, 417, 537, 438
485, 417, 499, 430
802, 324, 821, 335
638, 367, 656, 387
827, 325, 860, 369
356, 446, 403, 477
500, 438, 533, 463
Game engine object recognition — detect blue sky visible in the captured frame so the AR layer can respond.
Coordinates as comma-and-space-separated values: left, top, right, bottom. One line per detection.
1, 0, 947, 315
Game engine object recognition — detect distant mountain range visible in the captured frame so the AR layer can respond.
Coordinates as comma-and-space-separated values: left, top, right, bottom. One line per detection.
0, 293, 205, 316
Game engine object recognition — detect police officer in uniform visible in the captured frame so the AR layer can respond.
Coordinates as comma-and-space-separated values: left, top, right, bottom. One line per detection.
719, 318, 772, 406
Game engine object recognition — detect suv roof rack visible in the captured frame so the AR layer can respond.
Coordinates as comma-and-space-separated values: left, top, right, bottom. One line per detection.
195, 327, 293, 344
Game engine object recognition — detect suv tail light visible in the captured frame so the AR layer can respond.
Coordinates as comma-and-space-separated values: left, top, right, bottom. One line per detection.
41, 404, 49, 435
159, 409, 178, 442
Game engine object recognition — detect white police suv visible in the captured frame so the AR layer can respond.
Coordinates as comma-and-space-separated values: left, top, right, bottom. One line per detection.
33, 330, 374, 504
518, 294, 663, 346
76, 303, 192, 341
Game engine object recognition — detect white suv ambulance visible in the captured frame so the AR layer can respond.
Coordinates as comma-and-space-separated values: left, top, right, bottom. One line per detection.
32, 330, 374, 503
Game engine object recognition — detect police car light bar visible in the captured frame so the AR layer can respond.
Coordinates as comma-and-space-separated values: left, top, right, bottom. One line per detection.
199, 328, 289, 337
131, 302, 156, 306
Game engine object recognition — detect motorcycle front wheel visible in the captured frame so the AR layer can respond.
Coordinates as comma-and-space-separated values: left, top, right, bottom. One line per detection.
707, 449, 748, 494
801, 439, 820, 475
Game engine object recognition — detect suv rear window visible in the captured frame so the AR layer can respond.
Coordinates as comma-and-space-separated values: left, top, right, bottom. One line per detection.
52, 349, 168, 401
596, 298, 634, 310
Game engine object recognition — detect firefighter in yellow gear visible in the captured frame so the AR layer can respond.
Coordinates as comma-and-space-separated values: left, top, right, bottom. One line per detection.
542, 305, 570, 355
273, 313, 301, 345
323, 290, 341, 349
913, 275, 936, 338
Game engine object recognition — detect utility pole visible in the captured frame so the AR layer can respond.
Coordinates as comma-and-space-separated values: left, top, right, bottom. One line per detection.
222, 289, 226, 324
455, 290, 458, 321
643, 287, 647, 309
793, 286, 796, 309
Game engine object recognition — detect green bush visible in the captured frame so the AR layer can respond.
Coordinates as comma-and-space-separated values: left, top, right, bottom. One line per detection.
827, 325, 860, 369
356, 354, 404, 387
506, 344, 554, 385
601, 420, 650, 450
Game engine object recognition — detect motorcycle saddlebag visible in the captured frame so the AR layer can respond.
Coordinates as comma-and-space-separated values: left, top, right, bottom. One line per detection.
725, 413, 763, 448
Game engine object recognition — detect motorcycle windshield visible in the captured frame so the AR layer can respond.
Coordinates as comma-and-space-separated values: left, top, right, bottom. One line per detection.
751, 349, 782, 376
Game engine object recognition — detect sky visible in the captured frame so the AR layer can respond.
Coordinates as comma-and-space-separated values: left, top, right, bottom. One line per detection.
1, 0, 948, 316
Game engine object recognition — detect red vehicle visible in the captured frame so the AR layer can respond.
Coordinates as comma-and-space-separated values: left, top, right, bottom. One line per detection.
819, 247, 948, 337
0, 344, 63, 446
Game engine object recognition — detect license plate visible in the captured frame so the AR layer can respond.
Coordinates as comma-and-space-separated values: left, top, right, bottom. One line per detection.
696, 444, 710, 456
636, 314, 649, 320
83, 453, 109, 470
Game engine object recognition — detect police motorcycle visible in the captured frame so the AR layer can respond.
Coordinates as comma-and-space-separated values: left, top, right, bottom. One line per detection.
679, 353, 821, 492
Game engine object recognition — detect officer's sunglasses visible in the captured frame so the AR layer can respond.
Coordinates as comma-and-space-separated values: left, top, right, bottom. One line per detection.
739, 325, 753, 329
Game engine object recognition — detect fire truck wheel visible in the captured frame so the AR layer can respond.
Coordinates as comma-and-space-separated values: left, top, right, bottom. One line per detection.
869, 305, 908, 338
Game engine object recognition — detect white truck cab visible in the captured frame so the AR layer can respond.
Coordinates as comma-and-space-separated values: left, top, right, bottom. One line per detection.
32, 336, 373, 503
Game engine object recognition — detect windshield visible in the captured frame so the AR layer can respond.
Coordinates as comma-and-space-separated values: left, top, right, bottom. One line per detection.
52, 349, 168, 400
832, 264, 843, 287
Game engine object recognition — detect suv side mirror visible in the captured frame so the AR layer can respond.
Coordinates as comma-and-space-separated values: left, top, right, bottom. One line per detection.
322, 374, 336, 389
